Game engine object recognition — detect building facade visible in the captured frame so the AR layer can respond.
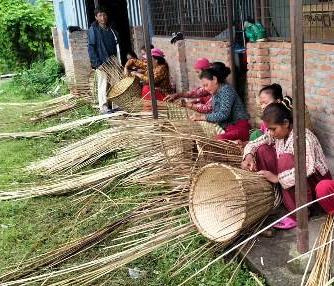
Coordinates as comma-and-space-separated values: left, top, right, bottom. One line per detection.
52, 0, 142, 82
52, 0, 334, 169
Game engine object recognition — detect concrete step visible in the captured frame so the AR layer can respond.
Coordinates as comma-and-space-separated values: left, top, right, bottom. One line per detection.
243, 213, 327, 286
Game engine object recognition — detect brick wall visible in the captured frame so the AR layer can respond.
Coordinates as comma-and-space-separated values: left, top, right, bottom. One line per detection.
152, 37, 231, 92
152, 37, 188, 92
52, 28, 91, 83
184, 39, 230, 90
130, 26, 144, 58
68, 30, 91, 82
304, 43, 334, 159
247, 41, 334, 160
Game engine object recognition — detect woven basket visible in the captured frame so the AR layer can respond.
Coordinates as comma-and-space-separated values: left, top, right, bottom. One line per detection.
197, 121, 224, 139
196, 140, 242, 167
189, 163, 274, 243
107, 77, 143, 112
163, 103, 223, 139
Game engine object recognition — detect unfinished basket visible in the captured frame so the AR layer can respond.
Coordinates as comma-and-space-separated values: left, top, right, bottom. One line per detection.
197, 121, 224, 139
163, 102, 223, 139
196, 139, 242, 167
108, 76, 143, 112
189, 163, 274, 243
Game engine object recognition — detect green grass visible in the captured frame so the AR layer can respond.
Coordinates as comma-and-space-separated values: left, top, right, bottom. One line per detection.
0, 86, 266, 285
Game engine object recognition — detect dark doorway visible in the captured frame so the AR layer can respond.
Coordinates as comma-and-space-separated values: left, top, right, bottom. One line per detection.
86, 0, 132, 64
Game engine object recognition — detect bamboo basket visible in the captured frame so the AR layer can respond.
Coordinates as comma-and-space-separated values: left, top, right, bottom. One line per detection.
166, 102, 227, 139
163, 102, 220, 139
189, 163, 274, 243
107, 77, 143, 112
196, 139, 242, 167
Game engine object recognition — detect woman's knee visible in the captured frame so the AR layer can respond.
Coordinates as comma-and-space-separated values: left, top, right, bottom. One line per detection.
316, 180, 334, 198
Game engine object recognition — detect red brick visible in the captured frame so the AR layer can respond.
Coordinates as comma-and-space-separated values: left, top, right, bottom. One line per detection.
306, 43, 334, 52
320, 64, 333, 71
252, 63, 270, 71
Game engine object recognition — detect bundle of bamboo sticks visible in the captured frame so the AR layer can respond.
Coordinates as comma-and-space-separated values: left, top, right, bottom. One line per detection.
305, 215, 334, 286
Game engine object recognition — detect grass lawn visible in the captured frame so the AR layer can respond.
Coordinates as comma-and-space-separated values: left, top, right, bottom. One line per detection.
0, 80, 265, 285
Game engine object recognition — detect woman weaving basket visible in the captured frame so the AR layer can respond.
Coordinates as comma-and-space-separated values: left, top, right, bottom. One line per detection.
241, 100, 334, 230
164, 57, 212, 106
124, 48, 173, 101
165, 61, 230, 116
190, 68, 250, 142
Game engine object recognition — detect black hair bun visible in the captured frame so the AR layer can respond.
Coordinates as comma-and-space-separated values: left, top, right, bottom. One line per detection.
271, 83, 283, 95
211, 62, 231, 80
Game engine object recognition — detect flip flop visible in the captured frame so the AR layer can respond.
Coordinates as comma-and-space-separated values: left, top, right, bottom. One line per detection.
273, 217, 297, 230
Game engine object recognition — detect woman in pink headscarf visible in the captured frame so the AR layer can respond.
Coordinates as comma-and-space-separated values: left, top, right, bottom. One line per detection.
164, 57, 212, 105
125, 48, 173, 101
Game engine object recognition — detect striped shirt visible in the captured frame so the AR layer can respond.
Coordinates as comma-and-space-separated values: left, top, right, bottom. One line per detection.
243, 129, 329, 189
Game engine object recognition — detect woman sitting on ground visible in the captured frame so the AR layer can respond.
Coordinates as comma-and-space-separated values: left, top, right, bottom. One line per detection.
180, 62, 231, 114
190, 68, 250, 142
164, 58, 212, 105
250, 83, 313, 141
124, 48, 173, 101
241, 100, 333, 229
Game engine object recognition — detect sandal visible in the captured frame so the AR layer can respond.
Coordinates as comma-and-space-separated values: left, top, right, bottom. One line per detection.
260, 228, 274, 238
273, 217, 297, 230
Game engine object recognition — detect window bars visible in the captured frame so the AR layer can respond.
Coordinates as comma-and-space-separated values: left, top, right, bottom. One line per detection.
148, 0, 334, 44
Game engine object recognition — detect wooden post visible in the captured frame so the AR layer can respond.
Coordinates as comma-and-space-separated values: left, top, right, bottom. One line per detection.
227, 0, 236, 88
290, 0, 309, 253
140, 0, 158, 119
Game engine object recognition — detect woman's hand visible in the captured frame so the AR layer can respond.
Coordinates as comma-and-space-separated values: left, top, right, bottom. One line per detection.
185, 102, 193, 109
164, 93, 180, 102
257, 170, 279, 184
190, 114, 206, 121
123, 67, 130, 76
241, 154, 257, 172
130, 71, 143, 79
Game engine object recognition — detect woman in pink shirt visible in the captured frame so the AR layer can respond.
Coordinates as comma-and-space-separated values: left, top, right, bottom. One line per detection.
242, 101, 333, 229
164, 57, 212, 104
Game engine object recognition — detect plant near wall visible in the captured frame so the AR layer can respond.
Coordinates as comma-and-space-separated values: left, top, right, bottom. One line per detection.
0, 58, 68, 100
0, 0, 55, 73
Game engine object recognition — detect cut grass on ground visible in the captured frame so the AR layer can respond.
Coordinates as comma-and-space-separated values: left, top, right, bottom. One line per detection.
0, 89, 266, 285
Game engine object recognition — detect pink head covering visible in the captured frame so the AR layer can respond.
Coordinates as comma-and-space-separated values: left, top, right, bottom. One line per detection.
194, 58, 211, 70
151, 48, 165, 58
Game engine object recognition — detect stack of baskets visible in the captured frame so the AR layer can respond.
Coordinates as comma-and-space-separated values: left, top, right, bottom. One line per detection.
189, 163, 274, 243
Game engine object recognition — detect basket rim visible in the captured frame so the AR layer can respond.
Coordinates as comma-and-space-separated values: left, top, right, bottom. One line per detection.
108, 76, 139, 100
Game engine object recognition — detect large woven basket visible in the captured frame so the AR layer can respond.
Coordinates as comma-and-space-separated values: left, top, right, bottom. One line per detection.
189, 163, 274, 243
107, 77, 143, 112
